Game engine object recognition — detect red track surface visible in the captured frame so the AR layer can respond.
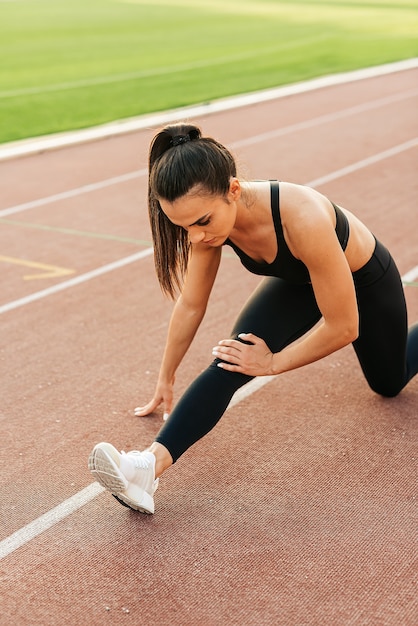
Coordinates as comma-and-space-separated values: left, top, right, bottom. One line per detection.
1, 68, 417, 625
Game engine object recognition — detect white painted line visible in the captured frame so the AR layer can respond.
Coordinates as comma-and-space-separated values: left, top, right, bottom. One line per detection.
1, 59, 417, 161
0, 170, 146, 218
0, 372, 277, 561
0, 483, 104, 560
0, 371, 271, 561
0, 248, 153, 315
305, 138, 418, 187
232, 89, 418, 149
2, 87, 417, 219
228, 376, 276, 408
402, 265, 418, 284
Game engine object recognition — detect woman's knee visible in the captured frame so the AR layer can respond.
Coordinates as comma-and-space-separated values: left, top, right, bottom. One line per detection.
368, 379, 403, 398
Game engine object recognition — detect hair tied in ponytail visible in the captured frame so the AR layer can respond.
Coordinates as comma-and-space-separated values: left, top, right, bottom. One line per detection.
170, 127, 200, 147
170, 134, 190, 147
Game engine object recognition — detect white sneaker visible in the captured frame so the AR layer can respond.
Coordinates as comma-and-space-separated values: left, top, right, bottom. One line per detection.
88, 442, 159, 514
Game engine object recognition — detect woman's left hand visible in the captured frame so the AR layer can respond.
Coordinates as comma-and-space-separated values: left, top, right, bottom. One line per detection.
212, 333, 275, 376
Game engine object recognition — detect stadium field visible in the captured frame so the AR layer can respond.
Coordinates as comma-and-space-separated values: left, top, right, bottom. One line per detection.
1, 0, 417, 143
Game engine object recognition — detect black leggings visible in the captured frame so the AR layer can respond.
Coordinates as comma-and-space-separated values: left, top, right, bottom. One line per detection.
155, 239, 418, 462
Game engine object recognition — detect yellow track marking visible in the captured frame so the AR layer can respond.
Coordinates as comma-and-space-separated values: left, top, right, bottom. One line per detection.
0, 255, 75, 280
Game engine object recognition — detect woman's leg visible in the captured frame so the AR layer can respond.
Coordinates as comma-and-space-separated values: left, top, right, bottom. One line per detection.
89, 278, 322, 511
353, 241, 418, 397
155, 277, 322, 462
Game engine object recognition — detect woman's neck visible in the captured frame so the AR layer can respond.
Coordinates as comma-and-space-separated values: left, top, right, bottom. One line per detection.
233, 181, 270, 234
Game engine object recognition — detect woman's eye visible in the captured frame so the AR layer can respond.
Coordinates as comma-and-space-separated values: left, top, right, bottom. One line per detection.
198, 218, 210, 226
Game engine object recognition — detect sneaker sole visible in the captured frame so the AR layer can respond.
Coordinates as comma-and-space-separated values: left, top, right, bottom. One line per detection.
88, 445, 157, 514
88, 446, 128, 492
112, 493, 154, 514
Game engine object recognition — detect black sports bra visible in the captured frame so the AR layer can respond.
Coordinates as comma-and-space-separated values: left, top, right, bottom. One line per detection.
225, 180, 350, 284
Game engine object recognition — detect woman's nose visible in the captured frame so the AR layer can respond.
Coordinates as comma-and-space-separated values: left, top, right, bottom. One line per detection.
188, 228, 205, 244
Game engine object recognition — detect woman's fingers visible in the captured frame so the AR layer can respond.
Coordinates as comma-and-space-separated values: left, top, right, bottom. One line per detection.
134, 385, 173, 420
134, 397, 162, 416
212, 335, 257, 362
212, 334, 274, 376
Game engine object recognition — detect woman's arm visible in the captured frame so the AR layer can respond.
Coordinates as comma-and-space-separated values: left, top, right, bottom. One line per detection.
213, 189, 359, 376
135, 244, 222, 417
271, 213, 358, 374
160, 244, 222, 382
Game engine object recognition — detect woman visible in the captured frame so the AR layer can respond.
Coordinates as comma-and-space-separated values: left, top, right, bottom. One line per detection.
88, 123, 418, 514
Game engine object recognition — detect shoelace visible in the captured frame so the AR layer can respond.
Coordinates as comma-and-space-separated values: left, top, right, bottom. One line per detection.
120, 450, 158, 491
121, 450, 150, 470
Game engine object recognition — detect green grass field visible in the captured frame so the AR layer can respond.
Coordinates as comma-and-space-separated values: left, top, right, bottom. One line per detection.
1, 0, 417, 144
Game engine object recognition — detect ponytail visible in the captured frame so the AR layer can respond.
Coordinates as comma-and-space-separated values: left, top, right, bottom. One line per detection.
147, 123, 237, 298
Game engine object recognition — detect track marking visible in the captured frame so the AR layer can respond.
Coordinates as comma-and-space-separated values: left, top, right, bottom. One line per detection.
0, 217, 152, 246
1, 88, 417, 219
0, 249, 153, 315
0, 378, 275, 561
0, 483, 105, 560
305, 138, 418, 187
0, 170, 146, 218
232, 89, 418, 149
402, 265, 418, 285
0, 373, 269, 560
0, 255, 75, 280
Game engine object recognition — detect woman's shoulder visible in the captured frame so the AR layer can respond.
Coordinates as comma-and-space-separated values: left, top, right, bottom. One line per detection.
279, 182, 334, 228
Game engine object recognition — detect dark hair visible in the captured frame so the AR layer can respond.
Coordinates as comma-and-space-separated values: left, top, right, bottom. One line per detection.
148, 123, 237, 298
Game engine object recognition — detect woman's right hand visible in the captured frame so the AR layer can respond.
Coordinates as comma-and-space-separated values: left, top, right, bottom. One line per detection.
134, 377, 175, 421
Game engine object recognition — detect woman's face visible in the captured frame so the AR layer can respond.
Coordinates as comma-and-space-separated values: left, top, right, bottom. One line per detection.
159, 179, 240, 247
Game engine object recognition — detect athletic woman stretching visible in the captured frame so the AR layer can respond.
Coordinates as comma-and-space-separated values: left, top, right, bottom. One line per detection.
88, 123, 418, 514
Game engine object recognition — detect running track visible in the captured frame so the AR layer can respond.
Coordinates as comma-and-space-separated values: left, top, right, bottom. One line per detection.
1, 63, 417, 625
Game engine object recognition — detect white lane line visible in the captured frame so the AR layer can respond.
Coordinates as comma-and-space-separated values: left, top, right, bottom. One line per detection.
1, 59, 417, 161
1, 138, 416, 315
0, 377, 275, 561
305, 138, 418, 187
402, 265, 418, 284
0, 483, 104, 560
1, 87, 417, 219
0, 373, 272, 561
0, 253, 415, 561
0, 249, 153, 315
0, 170, 146, 218
232, 89, 418, 149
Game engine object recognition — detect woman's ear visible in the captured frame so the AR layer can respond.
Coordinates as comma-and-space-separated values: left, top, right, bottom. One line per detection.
228, 177, 241, 200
